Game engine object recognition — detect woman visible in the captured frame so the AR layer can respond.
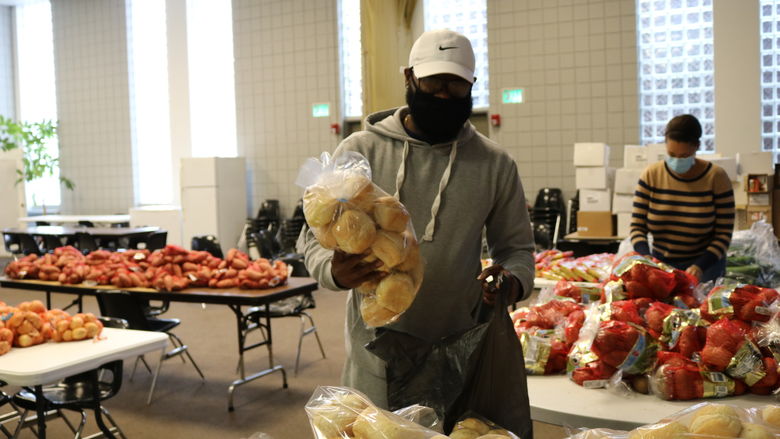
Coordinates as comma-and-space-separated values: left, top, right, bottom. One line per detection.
630, 114, 735, 282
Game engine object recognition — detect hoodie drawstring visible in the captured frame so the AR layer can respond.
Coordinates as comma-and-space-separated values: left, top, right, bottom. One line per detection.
394, 139, 458, 242
393, 140, 410, 199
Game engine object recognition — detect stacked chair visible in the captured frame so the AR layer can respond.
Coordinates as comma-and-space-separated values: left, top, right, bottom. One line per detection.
530, 188, 567, 250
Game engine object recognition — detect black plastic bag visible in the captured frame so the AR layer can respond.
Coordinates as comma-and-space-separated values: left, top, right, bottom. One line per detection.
366, 285, 532, 437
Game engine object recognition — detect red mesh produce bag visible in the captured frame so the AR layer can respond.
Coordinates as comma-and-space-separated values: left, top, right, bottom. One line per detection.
518, 329, 570, 375
553, 280, 601, 304
611, 253, 677, 301
702, 318, 767, 387
701, 284, 779, 323
564, 309, 585, 345
650, 351, 746, 400
598, 300, 644, 326
645, 302, 677, 337
513, 299, 582, 331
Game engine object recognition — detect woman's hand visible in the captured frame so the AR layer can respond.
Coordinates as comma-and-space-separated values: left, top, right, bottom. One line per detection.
331, 249, 386, 289
685, 264, 703, 280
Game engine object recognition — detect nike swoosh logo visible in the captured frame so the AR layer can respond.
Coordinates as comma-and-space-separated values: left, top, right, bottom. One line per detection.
439, 46, 458, 50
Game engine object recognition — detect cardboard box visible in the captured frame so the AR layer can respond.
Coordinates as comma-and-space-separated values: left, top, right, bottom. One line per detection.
646, 143, 667, 163
623, 145, 648, 169
708, 156, 738, 182
616, 212, 632, 238
574, 143, 610, 167
748, 193, 771, 206
746, 174, 770, 193
612, 193, 634, 213
579, 189, 612, 212
737, 151, 774, 176
747, 206, 771, 228
613, 168, 643, 194
577, 211, 615, 237
735, 207, 748, 231
576, 167, 615, 190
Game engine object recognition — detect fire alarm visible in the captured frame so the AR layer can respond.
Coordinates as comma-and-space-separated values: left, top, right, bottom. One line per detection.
330, 123, 340, 135
490, 114, 501, 127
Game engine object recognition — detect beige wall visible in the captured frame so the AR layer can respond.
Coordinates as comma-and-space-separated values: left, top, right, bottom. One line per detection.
51, 0, 135, 214
487, 0, 639, 203
233, 0, 342, 218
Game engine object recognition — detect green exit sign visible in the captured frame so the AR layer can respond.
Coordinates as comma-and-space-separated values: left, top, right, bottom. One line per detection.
502, 88, 524, 104
312, 103, 330, 118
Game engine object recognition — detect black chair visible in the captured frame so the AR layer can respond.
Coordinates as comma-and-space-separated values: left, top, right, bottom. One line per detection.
191, 235, 223, 258
2, 233, 23, 255
531, 187, 567, 247
249, 231, 281, 260
145, 231, 167, 251
74, 232, 99, 254
16, 234, 42, 255
95, 290, 204, 404
12, 361, 126, 439
39, 235, 64, 253
77, 220, 95, 228
241, 291, 325, 376
0, 383, 20, 438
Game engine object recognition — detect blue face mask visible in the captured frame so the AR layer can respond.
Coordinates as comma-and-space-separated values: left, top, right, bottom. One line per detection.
666, 155, 695, 174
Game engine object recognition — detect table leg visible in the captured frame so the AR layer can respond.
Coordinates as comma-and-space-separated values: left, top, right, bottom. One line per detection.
226, 304, 287, 412
35, 385, 46, 439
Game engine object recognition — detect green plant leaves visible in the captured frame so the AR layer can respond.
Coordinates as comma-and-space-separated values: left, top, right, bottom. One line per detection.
0, 115, 74, 190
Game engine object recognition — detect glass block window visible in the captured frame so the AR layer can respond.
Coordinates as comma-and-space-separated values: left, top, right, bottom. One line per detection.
760, 0, 780, 160
15, 1, 61, 209
339, 0, 362, 118
637, 0, 715, 151
424, 0, 489, 109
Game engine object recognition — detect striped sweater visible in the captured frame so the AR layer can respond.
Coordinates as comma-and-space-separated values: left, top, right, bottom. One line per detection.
631, 160, 735, 271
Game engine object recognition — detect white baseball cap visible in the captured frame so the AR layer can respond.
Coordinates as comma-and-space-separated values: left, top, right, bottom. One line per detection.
408, 29, 475, 84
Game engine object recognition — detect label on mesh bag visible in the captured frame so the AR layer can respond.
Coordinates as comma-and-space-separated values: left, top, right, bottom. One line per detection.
613, 254, 671, 277
583, 379, 607, 389
619, 328, 658, 375
520, 333, 552, 375
707, 285, 737, 315
726, 339, 766, 386
601, 280, 625, 303
700, 371, 735, 398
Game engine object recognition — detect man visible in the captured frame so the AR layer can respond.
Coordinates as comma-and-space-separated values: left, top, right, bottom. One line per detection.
298, 29, 534, 408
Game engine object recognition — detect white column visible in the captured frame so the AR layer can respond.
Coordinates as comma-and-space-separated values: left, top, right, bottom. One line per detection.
713, 0, 761, 157
166, 0, 192, 205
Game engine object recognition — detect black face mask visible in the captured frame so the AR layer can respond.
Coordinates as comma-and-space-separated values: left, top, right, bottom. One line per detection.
406, 86, 472, 144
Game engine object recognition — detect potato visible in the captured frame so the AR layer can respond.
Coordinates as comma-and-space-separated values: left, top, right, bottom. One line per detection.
62, 330, 73, 342
72, 327, 88, 340
70, 316, 84, 330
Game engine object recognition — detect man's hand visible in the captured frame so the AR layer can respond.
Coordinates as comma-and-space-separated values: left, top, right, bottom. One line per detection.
685, 264, 703, 280
477, 264, 520, 305
331, 249, 387, 289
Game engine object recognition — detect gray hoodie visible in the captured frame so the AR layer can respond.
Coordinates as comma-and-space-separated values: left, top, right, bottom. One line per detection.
297, 106, 534, 406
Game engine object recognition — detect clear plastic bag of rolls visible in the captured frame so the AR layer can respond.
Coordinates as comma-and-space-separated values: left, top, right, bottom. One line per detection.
565, 402, 780, 439
305, 386, 447, 439
297, 151, 425, 328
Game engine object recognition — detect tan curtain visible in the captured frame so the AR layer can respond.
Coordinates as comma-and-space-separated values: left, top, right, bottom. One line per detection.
360, 0, 418, 116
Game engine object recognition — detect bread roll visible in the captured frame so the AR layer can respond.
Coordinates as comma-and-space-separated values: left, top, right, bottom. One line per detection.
762, 405, 780, 427
356, 278, 379, 295
449, 429, 480, 439
313, 225, 338, 250
740, 423, 772, 439
303, 185, 339, 227
371, 231, 409, 268
373, 196, 410, 233
310, 392, 368, 437
692, 403, 740, 422
352, 406, 426, 439
376, 273, 415, 314
478, 435, 511, 439
349, 178, 377, 213
627, 421, 688, 439
360, 296, 398, 327
332, 209, 376, 254
454, 418, 490, 435
485, 428, 511, 436
690, 414, 742, 437
395, 234, 419, 271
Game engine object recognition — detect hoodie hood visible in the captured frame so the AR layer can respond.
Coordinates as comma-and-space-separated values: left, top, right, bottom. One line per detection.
365, 106, 477, 148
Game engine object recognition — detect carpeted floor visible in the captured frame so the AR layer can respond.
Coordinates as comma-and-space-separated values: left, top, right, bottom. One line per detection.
0, 283, 567, 439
